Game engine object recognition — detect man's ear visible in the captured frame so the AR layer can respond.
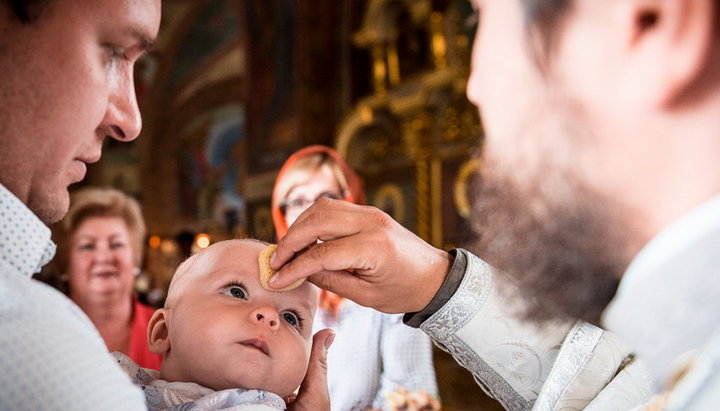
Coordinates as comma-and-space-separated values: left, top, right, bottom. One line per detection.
147, 308, 171, 355
622, 0, 715, 107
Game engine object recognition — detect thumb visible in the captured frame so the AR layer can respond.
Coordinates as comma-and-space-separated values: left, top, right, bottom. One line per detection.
288, 329, 335, 411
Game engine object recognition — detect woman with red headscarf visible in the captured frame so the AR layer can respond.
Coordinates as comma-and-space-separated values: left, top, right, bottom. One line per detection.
272, 146, 439, 411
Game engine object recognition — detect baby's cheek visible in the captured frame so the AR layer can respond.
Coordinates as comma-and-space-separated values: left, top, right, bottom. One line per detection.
275, 360, 308, 399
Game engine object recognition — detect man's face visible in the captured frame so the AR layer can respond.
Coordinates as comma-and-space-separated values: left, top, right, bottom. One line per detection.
465, 0, 635, 323
0, 0, 161, 224
160, 240, 317, 398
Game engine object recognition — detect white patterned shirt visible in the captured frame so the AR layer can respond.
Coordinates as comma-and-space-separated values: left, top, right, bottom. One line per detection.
314, 300, 439, 411
0, 184, 146, 410
112, 352, 285, 410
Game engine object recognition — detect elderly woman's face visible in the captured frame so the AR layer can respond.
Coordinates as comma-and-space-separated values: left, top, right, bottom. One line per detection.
67, 216, 136, 301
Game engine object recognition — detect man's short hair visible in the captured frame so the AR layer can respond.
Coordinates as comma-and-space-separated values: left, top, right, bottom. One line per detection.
7, 0, 52, 23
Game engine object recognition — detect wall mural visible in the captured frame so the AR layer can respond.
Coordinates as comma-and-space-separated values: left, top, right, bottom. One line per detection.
243, 0, 298, 173
177, 105, 246, 237
166, 0, 240, 95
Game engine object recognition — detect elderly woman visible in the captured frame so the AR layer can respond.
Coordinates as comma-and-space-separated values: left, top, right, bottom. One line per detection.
272, 145, 440, 411
45, 187, 161, 370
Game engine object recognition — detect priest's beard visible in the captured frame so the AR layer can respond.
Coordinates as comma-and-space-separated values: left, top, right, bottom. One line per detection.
468, 157, 635, 326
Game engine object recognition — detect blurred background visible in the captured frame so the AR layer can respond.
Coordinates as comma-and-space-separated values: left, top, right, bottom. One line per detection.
74, 1, 499, 408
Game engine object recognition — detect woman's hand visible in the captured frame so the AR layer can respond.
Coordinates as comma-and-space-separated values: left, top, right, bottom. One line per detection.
270, 198, 452, 314
287, 329, 335, 411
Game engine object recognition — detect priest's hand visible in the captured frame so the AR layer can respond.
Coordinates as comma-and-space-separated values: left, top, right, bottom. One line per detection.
269, 198, 452, 314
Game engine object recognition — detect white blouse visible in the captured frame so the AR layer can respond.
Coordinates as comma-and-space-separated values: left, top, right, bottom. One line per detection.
313, 299, 439, 411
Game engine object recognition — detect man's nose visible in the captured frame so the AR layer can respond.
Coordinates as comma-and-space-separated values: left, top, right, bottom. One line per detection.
99, 70, 142, 142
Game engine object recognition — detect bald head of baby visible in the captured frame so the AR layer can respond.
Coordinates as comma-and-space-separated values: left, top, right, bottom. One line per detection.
148, 239, 319, 398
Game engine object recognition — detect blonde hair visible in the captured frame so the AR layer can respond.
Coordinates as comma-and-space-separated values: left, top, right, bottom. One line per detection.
56, 188, 146, 270
275, 152, 349, 207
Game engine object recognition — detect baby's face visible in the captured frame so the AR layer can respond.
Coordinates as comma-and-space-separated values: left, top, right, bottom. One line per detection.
159, 240, 317, 398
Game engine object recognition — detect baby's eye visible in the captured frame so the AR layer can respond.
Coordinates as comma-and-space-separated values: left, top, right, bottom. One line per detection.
282, 311, 300, 328
224, 286, 247, 300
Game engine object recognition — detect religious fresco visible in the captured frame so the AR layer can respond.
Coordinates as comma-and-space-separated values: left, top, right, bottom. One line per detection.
130, 0, 247, 243
165, 0, 240, 95
177, 105, 246, 237
242, 0, 298, 173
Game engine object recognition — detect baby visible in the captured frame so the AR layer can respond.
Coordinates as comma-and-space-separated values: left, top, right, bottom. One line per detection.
113, 239, 319, 410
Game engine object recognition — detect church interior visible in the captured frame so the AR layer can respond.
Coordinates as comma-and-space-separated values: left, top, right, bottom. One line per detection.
72, 0, 501, 408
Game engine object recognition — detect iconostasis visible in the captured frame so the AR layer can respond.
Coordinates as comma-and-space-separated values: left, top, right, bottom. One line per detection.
85, 0, 480, 299
79, 1, 500, 409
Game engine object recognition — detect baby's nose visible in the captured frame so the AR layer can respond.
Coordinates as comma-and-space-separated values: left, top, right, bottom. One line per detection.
253, 307, 280, 329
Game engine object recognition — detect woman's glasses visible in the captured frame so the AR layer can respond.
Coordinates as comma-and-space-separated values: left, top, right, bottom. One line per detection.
280, 191, 344, 215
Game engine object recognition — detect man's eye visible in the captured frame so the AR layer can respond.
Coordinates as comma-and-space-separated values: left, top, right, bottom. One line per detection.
465, 0, 481, 29
111, 48, 127, 60
110, 242, 125, 249
465, 8, 480, 29
224, 286, 247, 299
104, 44, 128, 61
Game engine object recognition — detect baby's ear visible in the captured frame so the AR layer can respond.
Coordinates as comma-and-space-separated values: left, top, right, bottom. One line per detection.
147, 308, 171, 355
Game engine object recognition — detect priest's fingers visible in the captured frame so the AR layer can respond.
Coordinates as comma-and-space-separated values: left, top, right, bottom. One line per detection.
271, 198, 373, 270
272, 201, 452, 313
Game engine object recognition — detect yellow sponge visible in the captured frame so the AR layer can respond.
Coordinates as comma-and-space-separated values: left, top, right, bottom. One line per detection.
258, 244, 305, 291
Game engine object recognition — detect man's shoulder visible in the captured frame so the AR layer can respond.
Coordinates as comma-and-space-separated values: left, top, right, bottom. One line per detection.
0, 273, 147, 410
0, 269, 79, 316
0, 270, 99, 351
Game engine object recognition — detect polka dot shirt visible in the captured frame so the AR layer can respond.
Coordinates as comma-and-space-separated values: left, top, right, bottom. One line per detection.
0, 184, 146, 410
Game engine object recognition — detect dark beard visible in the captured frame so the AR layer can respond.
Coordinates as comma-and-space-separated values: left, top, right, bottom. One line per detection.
468, 162, 634, 325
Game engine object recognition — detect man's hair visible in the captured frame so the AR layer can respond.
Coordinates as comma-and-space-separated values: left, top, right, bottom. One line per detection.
7, 0, 52, 23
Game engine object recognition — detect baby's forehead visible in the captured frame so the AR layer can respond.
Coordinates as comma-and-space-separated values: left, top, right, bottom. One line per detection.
205, 238, 267, 260
168, 239, 267, 294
